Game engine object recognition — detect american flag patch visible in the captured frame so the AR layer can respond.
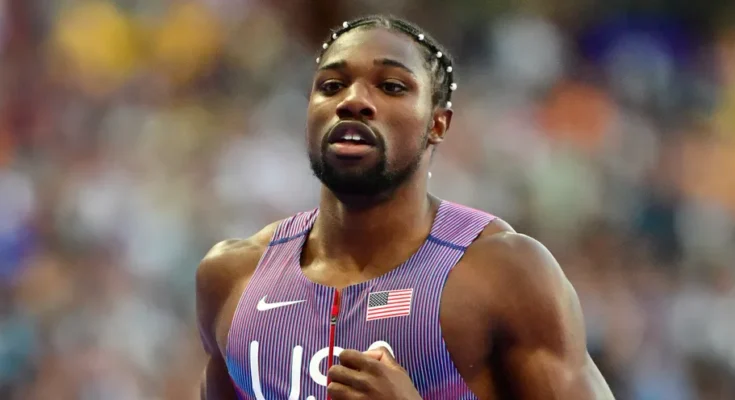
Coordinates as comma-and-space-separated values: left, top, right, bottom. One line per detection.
366, 289, 413, 321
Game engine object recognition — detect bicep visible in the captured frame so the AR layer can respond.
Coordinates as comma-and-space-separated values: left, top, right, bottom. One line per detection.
195, 235, 273, 399
501, 281, 615, 399
202, 354, 239, 400
492, 235, 614, 399
504, 346, 614, 399
195, 244, 241, 400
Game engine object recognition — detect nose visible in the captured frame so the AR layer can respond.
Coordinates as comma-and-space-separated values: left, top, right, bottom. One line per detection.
336, 83, 376, 120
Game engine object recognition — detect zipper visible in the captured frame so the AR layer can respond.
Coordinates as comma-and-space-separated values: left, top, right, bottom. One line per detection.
326, 289, 341, 399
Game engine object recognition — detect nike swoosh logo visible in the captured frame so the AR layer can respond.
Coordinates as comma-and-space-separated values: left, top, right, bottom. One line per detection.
256, 295, 306, 311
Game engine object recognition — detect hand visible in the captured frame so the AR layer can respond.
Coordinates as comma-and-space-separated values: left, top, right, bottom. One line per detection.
327, 347, 421, 400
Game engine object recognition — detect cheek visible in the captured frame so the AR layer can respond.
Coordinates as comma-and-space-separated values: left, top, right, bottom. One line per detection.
306, 102, 319, 129
388, 107, 431, 143
385, 116, 429, 161
306, 103, 330, 141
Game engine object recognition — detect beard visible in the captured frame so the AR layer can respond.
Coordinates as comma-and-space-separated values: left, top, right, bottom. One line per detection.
309, 131, 427, 198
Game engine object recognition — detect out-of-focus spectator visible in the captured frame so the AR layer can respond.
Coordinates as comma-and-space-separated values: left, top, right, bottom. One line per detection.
1, 1, 734, 399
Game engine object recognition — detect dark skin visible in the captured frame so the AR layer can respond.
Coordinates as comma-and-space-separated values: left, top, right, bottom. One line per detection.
197, 27, 615, 399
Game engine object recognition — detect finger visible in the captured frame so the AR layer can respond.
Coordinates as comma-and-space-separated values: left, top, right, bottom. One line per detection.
327, 365, 370, 391
362, 350, 382, 360
364, 346, 397, 365
327, 381, 362, 400
339, 349, 378, 371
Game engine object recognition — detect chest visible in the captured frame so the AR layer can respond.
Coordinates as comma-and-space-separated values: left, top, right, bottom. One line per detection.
221, 256, 489, 399
227, 268, 452, 364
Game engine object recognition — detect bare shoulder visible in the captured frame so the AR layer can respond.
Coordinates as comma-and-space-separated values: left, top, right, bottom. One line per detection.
457, 217, 583, 342
452, 218, 614, 398
196, 221, 281, 292
469, 218, 571, 305
466, 219, 588, 355
195, 220, 282, 354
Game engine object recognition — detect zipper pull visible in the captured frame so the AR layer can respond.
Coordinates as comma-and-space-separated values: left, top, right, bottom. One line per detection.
327, 289, 342, 400
330, 289, 341, 323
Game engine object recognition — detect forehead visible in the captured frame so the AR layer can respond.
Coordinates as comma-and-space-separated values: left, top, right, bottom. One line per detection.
319, 27, 428, 78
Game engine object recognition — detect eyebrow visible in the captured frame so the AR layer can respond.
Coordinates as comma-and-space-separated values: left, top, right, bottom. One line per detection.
318, 58, 417, 77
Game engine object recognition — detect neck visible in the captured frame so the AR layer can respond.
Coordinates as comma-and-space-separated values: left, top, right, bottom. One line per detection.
308, 174, 438, 272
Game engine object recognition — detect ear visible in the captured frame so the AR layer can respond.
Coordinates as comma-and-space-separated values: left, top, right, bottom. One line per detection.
427, 107, 453, 146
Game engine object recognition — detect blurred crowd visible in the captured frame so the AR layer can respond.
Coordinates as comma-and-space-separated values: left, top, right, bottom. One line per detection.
1, 0, 735, 399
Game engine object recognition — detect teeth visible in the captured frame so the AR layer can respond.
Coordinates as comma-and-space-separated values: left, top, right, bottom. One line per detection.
343, 134, 362, 142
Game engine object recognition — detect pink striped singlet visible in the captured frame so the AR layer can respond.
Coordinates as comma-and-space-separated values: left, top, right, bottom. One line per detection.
225, 200, 496, 399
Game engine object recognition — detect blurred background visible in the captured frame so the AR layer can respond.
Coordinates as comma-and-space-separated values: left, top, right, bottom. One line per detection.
1, 0, 734, 399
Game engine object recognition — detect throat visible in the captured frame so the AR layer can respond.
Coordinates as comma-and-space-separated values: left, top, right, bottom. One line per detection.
301, 195, 441, 281
307, 226, 413, 277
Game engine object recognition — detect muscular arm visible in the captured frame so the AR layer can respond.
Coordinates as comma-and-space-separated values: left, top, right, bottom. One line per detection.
196, 241, 241, 400
490, 233, 615, 399
195, 224, 279, 399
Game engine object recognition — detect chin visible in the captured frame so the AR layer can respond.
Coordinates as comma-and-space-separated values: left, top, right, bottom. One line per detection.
317, 167, 389, 197
311, 160, 422, 203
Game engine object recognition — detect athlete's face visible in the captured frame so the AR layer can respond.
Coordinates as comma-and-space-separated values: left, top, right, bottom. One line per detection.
306, 28, 451, 197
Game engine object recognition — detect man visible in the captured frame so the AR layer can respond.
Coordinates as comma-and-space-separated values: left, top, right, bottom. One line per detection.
196, 15, 615, 399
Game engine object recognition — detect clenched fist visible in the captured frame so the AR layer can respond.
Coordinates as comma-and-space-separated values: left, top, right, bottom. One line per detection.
327, 347, 422, 400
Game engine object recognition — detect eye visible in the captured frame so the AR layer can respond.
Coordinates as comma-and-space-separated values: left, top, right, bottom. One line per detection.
380, 81, 407, 95
318, 80, 344, 95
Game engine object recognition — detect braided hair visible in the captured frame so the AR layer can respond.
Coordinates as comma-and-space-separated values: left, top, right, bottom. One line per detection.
315, 15, 457, 109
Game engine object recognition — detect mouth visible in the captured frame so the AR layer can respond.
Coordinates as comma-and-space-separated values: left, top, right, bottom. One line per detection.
325, 121, 379, 159
327, 121, 378, 146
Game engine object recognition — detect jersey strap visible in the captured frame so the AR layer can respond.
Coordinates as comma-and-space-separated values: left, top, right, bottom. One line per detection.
269, 209, 319, 246
428, 202, 496, 250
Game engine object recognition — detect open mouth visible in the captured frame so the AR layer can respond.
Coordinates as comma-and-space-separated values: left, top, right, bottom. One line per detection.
326, 121, 378, 158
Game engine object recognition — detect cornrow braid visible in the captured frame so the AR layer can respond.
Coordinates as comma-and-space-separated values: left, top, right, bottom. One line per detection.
315, 15, 457, 109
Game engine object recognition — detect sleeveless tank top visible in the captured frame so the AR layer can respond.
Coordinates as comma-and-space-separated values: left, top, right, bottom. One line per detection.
225, 200, 495, 399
